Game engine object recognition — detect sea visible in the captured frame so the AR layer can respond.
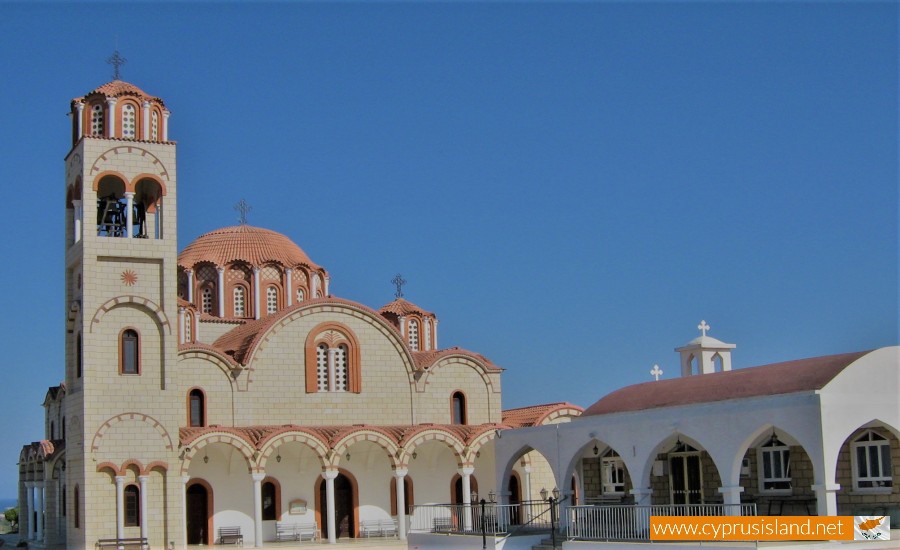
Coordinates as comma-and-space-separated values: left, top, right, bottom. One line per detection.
0, 498, 16, 511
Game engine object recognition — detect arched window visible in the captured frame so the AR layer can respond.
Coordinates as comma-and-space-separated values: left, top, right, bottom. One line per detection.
201, 286, 214, 314
424, 319, 432, 351
74, 485, 80, 528
90, 104, 104, 135
305, 323, 361, 393
184, 312, 193, 343
758, 434, 791, 493
266, 286, 278, 314
189, 389, 205, 427
120, 329, 140, 375
233, 286, 246, 317
451, 392, 467, 425
76, 332, 83, 378
124, 484, 140, 527
601, 449, 626, 495
851, 430, 893, 490
261, 480, 279, 521
296, 288, 305, 303
408, 319, 420, 351
151, 111, 159, 140
122, 104, 136, 139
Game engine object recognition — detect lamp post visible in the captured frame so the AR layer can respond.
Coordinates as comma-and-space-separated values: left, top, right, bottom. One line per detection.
541, 487, 560, 549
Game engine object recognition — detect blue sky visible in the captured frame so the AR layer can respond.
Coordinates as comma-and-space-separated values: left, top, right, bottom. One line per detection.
0, 2, 896, 499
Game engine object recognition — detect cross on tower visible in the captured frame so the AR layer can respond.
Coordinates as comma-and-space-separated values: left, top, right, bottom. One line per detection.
698, 320, 710, 337
650, 364, 664, 381
234, 199, 252, 225
391, 274, 406, 299
107, 50, 127, 80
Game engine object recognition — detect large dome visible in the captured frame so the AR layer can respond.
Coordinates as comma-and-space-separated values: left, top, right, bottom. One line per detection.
178, 225, 322, 270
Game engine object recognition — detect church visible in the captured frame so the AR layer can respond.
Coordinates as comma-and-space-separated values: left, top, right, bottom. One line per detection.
16, 75, 899, 550
16, 77, 576, 549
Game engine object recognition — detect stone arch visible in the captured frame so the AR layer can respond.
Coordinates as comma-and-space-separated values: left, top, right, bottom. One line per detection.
562, 438, 634, 500
465, 427, 502, 463
96, 462, 120, 478
731, 424, 811, 489
90, 412, 174, 454
401, 428, 466, 467
89, 146, 171, 183
90, 295, 172, 335
180, 431, 256, 475
331, 429, 400, 470
177, 348, 240, 387
417, 355, 497, 394
257, 430, 329, 471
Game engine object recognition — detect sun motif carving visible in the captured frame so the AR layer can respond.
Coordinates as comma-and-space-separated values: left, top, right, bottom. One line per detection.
121, 270, 138, 286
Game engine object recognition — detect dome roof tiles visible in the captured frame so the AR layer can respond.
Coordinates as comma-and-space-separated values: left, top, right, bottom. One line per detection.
74, 80, 166, 106
178, 225, 323, 271
379, 298, 434, 317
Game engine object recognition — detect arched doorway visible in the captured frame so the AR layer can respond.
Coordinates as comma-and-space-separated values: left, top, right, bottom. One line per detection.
452, 474, 479, 504
319, 473, 356, 539
508, 474, 521, 524
186, 481, 212, 545
669, 442, 702, 504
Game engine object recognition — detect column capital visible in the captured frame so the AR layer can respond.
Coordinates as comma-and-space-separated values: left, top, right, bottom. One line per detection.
811, 483, 841, 492
629, 488, 652, 497
393, 468, 409, 478
179, 306, 186, 314
107, 97, 119, 106
114, 475, 126, 484
124, 191, 135, 198
717, 485, 744, 495
251, 473, 266, 482
322, 469, 340, 480
76, 102, 85, 112
24, 481, 34, 489
181, 475, 191, 485
186, 268, 193, 275
253, 266, 261, 274
458, 466, 475, 476
138, 475, 150, 483
217, 266, 225, 273
523, 465, 533, 474
142, 100, 151, 108
285, 267, 293, 274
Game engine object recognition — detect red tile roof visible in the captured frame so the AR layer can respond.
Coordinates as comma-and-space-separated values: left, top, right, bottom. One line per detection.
178, 225, 323, 271
73, 80, 166, 106
583, 350, 873, 416
379, 298, 434, 317
502, 402, 584, 427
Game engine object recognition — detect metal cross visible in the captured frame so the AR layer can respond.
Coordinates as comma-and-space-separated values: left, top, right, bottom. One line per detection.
234, 199, 252, 225
650, 364, 663, 381
107, 50, 127, 80
391, 274, 406, 299
698, 320, 710, 337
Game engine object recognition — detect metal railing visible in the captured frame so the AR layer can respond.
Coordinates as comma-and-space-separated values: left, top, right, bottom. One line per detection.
409, 500, 552, 535
567, 503, 757, 541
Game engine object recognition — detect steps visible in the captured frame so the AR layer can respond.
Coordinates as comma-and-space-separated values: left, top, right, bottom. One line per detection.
531, 536, 564, 550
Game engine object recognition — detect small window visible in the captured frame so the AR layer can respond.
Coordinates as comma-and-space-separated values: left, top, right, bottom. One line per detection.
233, 286, 246, 317
424, 319, 432, 351
852, 430, 893, 490
452, 392, 467, 425
122, 104, 136, 139
201, 286, 214, 314
91, 104, 104, 135
76, 332, 83, 378
61, 485, 66, 517
601, 449, 626, 495
262, 481, 278, 521
189, 389, 205, 427
124, 485, 140, 527
333, 344, 348, 391
408, 319, 420, 351
74, 485, 80, 528
184, 312, 193, 343
296, 288, 305, 303
120, 329, 140, 375
758, 435, 791, 493
316, 343, 329, 391
151, 111, 159, 140
266, 286, 278, 314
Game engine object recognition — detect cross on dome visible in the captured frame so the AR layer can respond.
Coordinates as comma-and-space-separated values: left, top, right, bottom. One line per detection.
392, 273, 406, 299
650, 364, 663, 381
234, 199, 252, 225
698, 320, 710, 337
106, 50, 127, 80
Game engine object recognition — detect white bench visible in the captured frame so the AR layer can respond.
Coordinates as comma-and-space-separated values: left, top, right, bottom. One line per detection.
275, 522, 319, 542
360, 518, 398, 538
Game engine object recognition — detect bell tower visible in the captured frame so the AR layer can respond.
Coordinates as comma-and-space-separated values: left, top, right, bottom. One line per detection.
63, 74, 182, 548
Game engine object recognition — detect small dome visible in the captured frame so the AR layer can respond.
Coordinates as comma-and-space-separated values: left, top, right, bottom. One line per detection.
379, 298, 433, 317
178, 225, 323, 270
73, 80, 166, 107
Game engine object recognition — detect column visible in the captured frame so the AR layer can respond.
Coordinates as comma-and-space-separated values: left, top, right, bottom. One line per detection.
138, 476, 149, 541
630, 488, 652, 533
252, 473, 265, 547
141, 101, 151, 141
522, 466, 533, 522
162, 111, 170, 141
75, 102, 84, 136
399, 316, 406, 339
433, 318, 439, 349
324, 276, 330, 296
115, 476, 126, 540
460, 466, 474, 532
106, 98, 118, 138
180, 476, 190, 550
285, 269, 293, 307
35, 482, 44, 542
394, 469, 408, 541
327, 349, 337, 392
812, 483, 840, 516
253, 267, 261, 320
186, 269, 194, 303
178, 307, 186, 345
25, 482, 34, 540
124, 192, 135, 238
718, 485, 744, 516
323, 470, 339, 544
217, 268, 226, 317
72, 199, 83, 243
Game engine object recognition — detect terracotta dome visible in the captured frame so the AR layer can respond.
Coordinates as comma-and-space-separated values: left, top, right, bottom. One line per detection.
178, 225, 322, 270
72, 80, 166, 107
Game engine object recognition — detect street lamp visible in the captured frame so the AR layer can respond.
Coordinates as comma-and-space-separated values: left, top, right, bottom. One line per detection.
545, 487, 560, 549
